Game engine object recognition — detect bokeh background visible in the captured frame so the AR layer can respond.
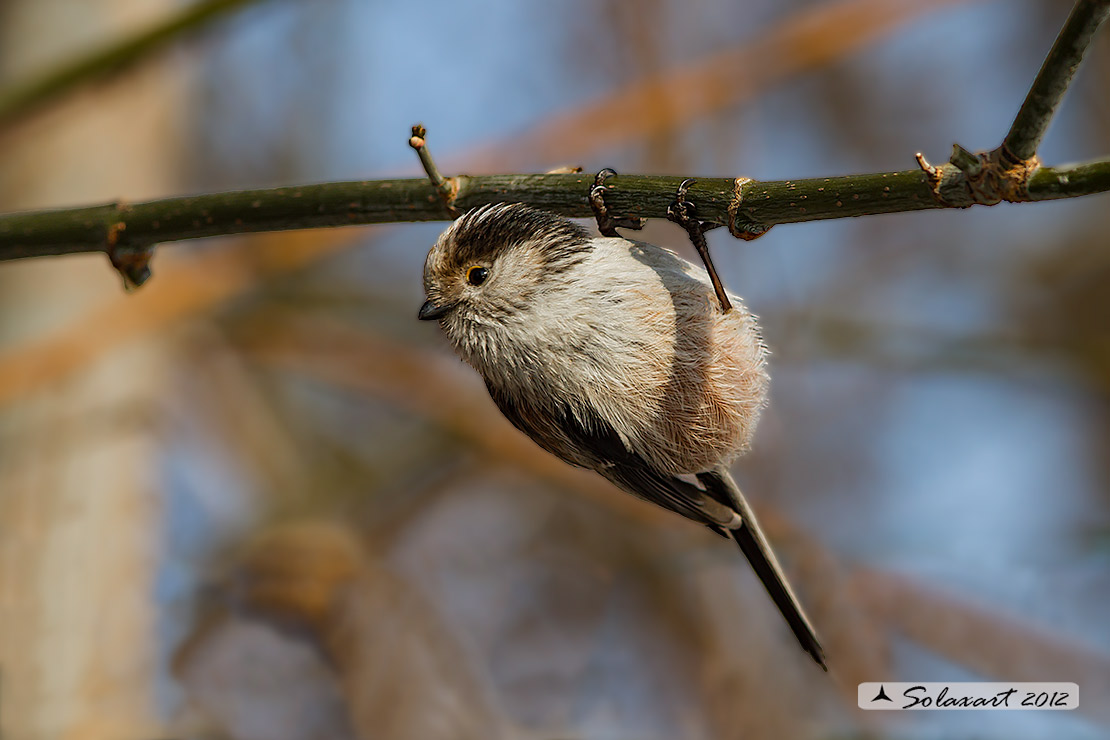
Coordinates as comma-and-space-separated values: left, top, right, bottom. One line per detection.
1, 0, 1108, 738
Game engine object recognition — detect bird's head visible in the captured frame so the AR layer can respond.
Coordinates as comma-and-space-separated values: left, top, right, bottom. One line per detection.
420, 202, 593, 361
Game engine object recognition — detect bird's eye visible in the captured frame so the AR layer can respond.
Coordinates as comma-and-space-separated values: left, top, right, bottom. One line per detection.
467, 265, 489, 286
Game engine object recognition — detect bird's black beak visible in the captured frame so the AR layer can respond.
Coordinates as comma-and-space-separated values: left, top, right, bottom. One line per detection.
418, 300, 451, 321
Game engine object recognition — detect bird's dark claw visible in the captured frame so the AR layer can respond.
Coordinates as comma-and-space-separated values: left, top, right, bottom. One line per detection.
666, 177, 702, 228
589, 168, 646, 237
667, 178, 732, 313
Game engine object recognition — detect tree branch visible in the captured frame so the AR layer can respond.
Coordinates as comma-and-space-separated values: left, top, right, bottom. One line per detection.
1002, 0, 1110, 163
1, 0, 1108, 288
1, 159, 1108, 283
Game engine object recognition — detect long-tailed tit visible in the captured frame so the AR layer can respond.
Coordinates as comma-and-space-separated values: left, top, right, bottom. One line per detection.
418, 186, 824, 669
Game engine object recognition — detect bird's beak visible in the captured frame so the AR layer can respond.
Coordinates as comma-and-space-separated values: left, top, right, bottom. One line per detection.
418, 300, 452, 321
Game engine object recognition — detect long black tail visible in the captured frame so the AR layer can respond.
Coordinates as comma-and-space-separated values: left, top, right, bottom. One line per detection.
698, 467, 826, 670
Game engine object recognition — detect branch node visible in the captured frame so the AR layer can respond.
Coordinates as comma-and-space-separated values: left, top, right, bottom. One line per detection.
408, 124, 460, 218
103, 200, 154, 289
910, 151, 945, 207
106, 234, 155, 291
915, 152, 942, 186
951, 144, 1003, 206
950, 144, 981, 176
987, 147, 1042, 203
727, 177, 771, 241
918, 144, 1044, 208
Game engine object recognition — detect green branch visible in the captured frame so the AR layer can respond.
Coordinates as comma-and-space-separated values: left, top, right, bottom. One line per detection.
1, 160, 1105, 256
0, 0, 1108, 288
1003, 0, 1110, 162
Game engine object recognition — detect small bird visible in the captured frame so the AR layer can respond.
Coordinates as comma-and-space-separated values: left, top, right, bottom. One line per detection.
419, 197, 825, 669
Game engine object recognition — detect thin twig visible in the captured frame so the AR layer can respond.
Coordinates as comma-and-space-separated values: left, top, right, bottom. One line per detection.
1002, 0, 1110, 163
408, 125, 460, 217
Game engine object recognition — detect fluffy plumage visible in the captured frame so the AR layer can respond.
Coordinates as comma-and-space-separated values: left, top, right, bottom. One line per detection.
424, 203, 768, 476
421, 202, 824, 668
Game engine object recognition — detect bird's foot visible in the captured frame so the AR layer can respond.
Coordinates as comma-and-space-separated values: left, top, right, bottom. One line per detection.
667, 178, 732, 313
589, 168, 646, 237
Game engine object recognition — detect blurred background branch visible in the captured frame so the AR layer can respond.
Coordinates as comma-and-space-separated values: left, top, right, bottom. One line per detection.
0, 0, 273, 128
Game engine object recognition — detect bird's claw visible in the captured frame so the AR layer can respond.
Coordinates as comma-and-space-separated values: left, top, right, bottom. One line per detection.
590, 168, 646, 237
666, 178, 732, 313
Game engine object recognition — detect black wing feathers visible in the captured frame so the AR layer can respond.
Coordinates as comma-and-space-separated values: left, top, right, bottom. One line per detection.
485, 380, 826, 668
485, 381, 737, 529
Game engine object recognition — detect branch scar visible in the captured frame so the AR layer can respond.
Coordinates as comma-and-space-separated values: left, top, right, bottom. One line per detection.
727, 177, 770, 241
